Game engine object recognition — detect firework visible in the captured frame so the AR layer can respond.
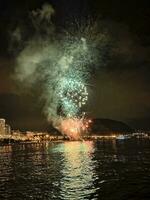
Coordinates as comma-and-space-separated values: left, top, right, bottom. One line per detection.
14, 3, 110, 139
58, 78, 88, 117
60, 117, 92, 140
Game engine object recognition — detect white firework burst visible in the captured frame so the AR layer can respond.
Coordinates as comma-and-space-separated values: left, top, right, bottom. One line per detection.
58, 78, 88, 117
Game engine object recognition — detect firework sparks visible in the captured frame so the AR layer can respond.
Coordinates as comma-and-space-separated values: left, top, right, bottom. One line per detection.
60, 117, 91, 140
14, 3, 110, 139
58, 78, 88, 117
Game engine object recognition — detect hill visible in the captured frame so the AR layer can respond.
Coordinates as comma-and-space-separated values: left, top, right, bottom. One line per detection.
89, 118, 133, 135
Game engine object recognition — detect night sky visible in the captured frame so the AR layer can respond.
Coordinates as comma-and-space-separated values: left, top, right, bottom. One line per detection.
0, 0, 150, 130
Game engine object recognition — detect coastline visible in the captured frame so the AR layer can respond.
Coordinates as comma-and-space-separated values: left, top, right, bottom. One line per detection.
0, 133, 149, 145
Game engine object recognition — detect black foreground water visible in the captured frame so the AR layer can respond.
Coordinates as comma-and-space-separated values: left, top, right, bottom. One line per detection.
0, 139, 150, 200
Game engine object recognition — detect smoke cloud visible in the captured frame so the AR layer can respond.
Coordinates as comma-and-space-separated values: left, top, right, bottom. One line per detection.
13, 3, 110, 129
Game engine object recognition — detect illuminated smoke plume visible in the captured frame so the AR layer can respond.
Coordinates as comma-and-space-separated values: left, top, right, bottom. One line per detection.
13, 4, 110, 138
60, 117, 92, 140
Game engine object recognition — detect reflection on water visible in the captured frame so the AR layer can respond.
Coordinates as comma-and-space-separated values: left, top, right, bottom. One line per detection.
52, 142, 98, 199
0, 140, 150, 200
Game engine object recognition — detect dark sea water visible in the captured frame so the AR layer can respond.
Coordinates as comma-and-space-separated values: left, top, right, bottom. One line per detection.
0, 139, 150, 200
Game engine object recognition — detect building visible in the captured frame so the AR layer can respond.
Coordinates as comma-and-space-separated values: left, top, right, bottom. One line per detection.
5, 124, 11, 135
0, 118, 11, 135
0, 119, 6, 135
